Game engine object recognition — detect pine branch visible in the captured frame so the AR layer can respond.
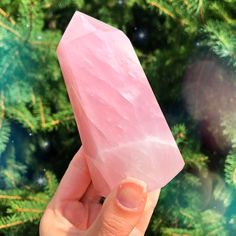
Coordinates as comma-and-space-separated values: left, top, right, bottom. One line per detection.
47, 0, 84, 9
0, 217, 27, 230
172, 124, 187, 146
225, 150, 236, 187
183, 173, 201, 187
1, 159, 28, 188
0, 171, 58, 231
204, 20, 236, 66
148, 0, 236, 56
0, 8, 15, 24
0, 93, 5, 127
0, 45, 19, 79
24, 0, 33, 42
0, 194, 47, 203
197, 0, 205, 22
45, 171, 58, 197
30, 40, 57, 46
0, 119, 10, 154
201, 210, 227, 236
182, 148, 208, 170
182, 0, 190, 8
0, 20, 21, 38
7, 105, 36, 131
0, 3, 75, 159
0, 195, 22, 200
10, 200, 45, 214
34, 97, 74, 131
221, 112, 236, 148
39, 97, 46, 128
161, 227, 197, 236
149, 0, 198, 27
210, 2, 236, 26
209, 174, 233, 208
149, 1, 176, 20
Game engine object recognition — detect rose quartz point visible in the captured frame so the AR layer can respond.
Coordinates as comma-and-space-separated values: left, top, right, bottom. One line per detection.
57, 11, 185, 196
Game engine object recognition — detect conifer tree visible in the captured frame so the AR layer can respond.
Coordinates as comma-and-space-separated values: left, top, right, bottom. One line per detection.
0, 1, 236, 235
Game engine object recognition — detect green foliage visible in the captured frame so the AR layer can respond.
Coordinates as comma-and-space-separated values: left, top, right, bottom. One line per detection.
0, 2, 77, 234
204, 20, 236, 66
0, 120, 10, 153
221, 112, 236, 149
0, 171, 58, 235
0, 0, 75, 139
145, 1, 236, 235
0, 0, 76, 191
225, 151, 236, 187
171, 124, 187, 143
148, 0, 236, 67
149, 127, 227, 235
1, 0, 236, 235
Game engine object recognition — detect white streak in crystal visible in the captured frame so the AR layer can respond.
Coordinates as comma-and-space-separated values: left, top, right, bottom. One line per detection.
100, 136, 175, 156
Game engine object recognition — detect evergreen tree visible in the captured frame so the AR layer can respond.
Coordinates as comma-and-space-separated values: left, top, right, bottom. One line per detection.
0, 1, 236, 235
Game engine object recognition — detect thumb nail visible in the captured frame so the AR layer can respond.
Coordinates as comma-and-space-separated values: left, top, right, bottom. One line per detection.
116, 178, 147, 211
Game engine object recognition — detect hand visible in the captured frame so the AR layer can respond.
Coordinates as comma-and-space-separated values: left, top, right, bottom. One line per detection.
40, 147, 160, 236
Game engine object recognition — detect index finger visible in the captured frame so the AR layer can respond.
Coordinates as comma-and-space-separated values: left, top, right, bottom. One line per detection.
54, 147, 91, 201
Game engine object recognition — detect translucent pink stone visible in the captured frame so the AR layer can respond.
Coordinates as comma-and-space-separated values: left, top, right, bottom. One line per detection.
57, 11, 184, 196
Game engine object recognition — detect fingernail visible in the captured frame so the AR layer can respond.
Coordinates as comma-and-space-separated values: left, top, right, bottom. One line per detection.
116, 178, 147, 210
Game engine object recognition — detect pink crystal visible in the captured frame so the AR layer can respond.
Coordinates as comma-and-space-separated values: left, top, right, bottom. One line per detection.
57, 11, 184, 196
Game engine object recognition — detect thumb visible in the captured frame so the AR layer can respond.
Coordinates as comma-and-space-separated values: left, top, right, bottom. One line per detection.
87, 177, 147, 236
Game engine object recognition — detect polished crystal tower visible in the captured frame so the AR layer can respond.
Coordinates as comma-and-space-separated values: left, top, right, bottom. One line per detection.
57, 11, 184, 196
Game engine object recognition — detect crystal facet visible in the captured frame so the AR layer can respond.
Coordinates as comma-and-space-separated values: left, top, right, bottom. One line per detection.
57, 11, 184, 196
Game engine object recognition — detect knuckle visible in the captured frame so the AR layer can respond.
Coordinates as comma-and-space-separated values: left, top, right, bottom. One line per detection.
99, 216, 129, 236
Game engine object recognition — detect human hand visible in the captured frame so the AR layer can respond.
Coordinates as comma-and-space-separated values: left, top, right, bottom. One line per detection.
39, 147, 160, 236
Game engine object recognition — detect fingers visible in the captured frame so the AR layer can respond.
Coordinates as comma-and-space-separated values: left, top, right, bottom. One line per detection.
80, 182, 101, 204
80, 183, 103, 227
87, 177, 147, 236
54, 147, 91, 201
130, 189, 160, 236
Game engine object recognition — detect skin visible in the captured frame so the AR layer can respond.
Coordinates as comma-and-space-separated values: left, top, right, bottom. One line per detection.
40, 147, 160, 236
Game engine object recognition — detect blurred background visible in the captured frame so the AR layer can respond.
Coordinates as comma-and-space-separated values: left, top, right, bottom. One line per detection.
0, 0, 236, 235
